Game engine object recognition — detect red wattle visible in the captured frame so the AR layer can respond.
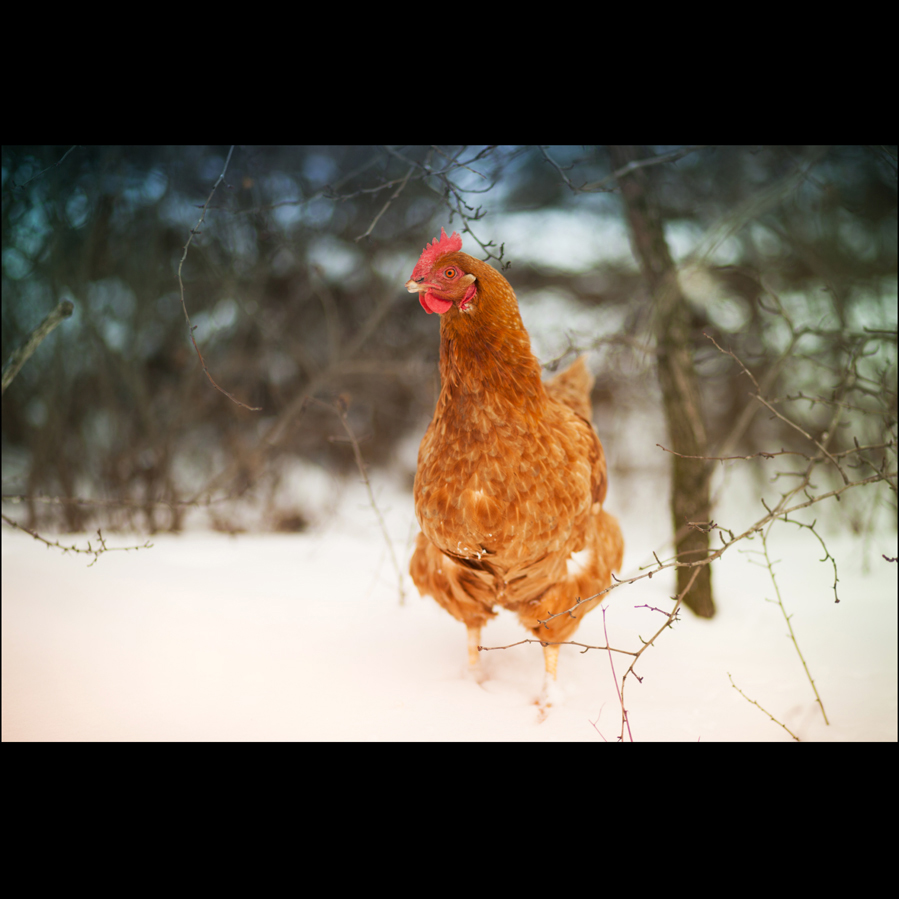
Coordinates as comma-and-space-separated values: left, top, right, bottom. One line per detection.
420, 291, 453, 314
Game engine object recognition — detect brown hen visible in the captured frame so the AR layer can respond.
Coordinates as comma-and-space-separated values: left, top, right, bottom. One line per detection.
407, 229, 623, 708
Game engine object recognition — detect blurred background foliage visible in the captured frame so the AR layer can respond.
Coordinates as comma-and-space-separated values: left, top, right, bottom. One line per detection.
2, 145, 896, 534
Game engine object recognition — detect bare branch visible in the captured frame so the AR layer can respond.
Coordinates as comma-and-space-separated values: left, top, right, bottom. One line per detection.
752, 393, 850, 484
176, 146, 261, 412
4, 146, 77, 194
728, 673, 800, 741
657, 444, 803, 463
355, 164, 416, 241
758, 526, 830, 721
602, 605, 633, 742
1, 515, 153, 567
478, 637, 636, 657
531, 469, 893, 633
581, 146, 708, 192
2, 492, 247, 510
539, 146, 584, 193
315, 397, 406, 605
615, 566, 699, 741
685, 147, 828, 268
2, 299, 74, 395
187, 283, 400, 506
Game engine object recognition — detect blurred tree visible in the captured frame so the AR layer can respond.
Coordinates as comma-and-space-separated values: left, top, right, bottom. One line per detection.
610, 144, 714, 617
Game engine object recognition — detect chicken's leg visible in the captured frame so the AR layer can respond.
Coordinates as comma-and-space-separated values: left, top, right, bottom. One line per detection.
537, 642, 560, 718
467, 625, 482, 670
543, 642, 559, 680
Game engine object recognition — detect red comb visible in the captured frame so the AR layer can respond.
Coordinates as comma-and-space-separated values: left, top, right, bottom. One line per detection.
412, 228, 462, 280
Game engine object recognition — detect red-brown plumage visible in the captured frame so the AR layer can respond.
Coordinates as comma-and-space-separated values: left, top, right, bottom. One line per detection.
407, 229, 623, 706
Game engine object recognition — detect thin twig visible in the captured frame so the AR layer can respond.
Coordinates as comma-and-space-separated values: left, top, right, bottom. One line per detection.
315, 397, 406, 605
617, 566, 698, 741
2, 515, 153, 568
685, 147, 828, 268
758, 527, 830, 723
176, 146, 261, 412
5, 146, 77, 194
728, 673, 800, 741
539, 146, 584, 193
1, 492, 246, 510
752, 393, 849, 483
538, 468, 893, 625
602, 605, 633, 742
657, 444, 803, 463
355, 165, 416, 241
581, 146, 708, 192
478, 637, 636, 657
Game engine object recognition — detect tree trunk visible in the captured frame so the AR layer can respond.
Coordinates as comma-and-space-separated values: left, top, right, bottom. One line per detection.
608, 145, 715, 618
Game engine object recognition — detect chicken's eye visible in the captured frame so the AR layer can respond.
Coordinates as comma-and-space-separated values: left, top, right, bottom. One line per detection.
444, 268, 456, 279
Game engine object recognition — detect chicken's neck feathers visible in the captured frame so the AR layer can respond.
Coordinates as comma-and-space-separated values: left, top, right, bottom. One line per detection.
436, 260, 547, 417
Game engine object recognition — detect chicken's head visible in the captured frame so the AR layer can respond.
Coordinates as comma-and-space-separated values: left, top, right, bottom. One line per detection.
406, 227, 477, 315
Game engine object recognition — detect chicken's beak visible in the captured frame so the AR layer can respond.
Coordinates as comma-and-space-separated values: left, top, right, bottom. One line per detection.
406, 278, 424, 293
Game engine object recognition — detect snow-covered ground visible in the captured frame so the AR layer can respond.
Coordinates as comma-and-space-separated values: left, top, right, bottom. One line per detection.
2, 471, 896, 742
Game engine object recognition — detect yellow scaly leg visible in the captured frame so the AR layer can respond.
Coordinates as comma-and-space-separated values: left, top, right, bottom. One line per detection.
467, 625, 482, 671
537, 643, 560, 719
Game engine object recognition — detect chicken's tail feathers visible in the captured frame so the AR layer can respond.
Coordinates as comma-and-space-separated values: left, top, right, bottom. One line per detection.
596, 509, 625, 576
546, 356, 594, 421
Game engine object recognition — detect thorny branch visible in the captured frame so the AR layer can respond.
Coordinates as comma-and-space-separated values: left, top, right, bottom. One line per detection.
728, 673, 800, 742
226, 145, 514, 269
481, 315, 895, 739
752, 527, 830, 723
380, 145, 513, 269
613, 567, 700, 741
657, 440, 894, 466
602, 604, 634, 742
526, 468, 890, 630
752, 392, 850, 484
479, 637, 636, 658
1, 515, 153, 567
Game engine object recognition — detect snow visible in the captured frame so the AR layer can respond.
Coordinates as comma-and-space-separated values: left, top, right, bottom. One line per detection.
2, 473, 896, 742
